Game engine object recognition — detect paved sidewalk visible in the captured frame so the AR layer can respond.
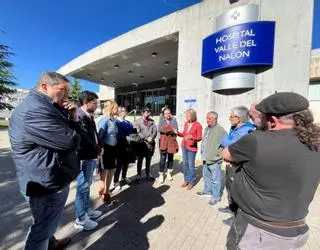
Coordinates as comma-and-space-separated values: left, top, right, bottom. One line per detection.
1, 129, 320, 249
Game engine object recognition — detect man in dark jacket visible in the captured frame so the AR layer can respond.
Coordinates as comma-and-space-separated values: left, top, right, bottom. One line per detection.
74, 91, 103, 231
9, 72, 81, 250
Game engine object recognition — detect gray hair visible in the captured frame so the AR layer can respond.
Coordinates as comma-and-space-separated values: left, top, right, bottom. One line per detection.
207, 111, 218, 120
231, 106, 250, 123
36, 72, 69, 88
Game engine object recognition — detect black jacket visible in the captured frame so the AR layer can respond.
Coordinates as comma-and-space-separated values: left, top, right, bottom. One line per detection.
78, 108, 102, 160
9, 89, 81, 197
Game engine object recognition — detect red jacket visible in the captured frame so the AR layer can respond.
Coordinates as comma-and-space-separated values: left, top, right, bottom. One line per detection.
159, 124, 179, 153
178, 121, 202, 152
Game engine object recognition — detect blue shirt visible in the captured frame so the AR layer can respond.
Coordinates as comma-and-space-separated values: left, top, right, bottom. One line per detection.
221, 122, 256, 148
98, 116, 118, 146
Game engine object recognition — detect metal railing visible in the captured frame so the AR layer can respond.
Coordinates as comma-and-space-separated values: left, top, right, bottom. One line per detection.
126, 109, 137, 122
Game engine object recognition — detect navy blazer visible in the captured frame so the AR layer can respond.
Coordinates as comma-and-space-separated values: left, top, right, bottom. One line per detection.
9, 89, 81, 197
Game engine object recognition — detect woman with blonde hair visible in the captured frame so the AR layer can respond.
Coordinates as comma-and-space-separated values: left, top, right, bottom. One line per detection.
178, 109, 202, 190
98, 100, 118, 203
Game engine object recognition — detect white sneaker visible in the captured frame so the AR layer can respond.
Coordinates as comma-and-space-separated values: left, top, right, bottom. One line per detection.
74, 215, 98, 231
87, 208, 102, 219
167, 170, 173, 181
159, 172, 164, 184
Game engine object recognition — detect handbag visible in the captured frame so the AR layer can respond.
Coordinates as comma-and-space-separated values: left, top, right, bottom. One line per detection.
126, 133, 143, 145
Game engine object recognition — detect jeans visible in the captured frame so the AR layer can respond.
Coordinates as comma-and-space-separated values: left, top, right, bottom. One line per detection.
227, 209, 309, 250
75, 160, 96, 220
202, 162, 221, 201
159, 151, 174, 173
137, 156, 152, 177
25, 186, 69, 250
114, 158, 129, 183
182, 147, 197, 185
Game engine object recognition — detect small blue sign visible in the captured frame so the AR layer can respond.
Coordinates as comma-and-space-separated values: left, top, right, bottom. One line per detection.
184, 99, 197, 103
184, 99, 197, 109
201, 21, 276, 78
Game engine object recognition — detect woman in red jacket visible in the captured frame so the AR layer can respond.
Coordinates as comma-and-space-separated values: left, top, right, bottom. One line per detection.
178, 109, 202, 190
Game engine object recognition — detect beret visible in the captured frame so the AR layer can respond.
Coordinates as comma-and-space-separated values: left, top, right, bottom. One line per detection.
256, 92, 309, 115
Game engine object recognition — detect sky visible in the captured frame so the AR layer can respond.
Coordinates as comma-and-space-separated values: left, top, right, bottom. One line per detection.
1, 0, 319, 92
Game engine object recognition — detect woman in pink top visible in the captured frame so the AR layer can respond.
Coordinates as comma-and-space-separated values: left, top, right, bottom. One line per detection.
178, 109, 202, 190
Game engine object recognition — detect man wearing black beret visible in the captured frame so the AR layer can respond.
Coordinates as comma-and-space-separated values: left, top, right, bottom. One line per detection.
222, 92, 320, 249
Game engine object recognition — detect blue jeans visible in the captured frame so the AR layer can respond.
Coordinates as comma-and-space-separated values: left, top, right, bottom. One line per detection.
182, 147, 197, 185
25, 186, 69, 250
202, 162, 222, 202
75, 160, 96, 220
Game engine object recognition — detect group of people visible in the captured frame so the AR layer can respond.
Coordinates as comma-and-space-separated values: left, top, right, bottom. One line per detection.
8, 71, 320, 250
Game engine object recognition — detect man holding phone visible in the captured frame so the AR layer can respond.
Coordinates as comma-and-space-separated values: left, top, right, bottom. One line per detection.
9, 72, 81, 250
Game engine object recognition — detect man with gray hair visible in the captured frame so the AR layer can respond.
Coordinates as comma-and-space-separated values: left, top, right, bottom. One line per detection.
9, 72, 82, 250
198, 111, 227, 206
221, 106, 255, 146
219, 106, 255, 225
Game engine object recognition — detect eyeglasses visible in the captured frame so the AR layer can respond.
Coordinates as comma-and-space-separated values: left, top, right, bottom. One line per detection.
229, 115, 239, 119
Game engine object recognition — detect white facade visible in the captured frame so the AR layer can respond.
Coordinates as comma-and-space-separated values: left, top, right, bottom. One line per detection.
58, 0, 314, 129
309, 49, 320, 123
0, 89, 29, 120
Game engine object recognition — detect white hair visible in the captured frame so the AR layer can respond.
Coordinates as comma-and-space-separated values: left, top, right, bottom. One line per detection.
231, 106, 250, 123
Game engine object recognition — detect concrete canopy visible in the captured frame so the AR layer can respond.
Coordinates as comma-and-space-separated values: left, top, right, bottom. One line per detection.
58, 33, 178, 88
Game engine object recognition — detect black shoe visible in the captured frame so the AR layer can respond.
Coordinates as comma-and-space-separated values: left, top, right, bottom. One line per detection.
196, 191, 212, 197
146, 175, 155, 182
218, 206, 232, 214
135, 175, 141, 183
223, 216, 234, 227
48, 237, 71, 250
121, 178, 132, 186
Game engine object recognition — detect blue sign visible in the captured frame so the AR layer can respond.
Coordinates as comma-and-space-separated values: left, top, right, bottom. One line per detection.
201, 21, 276, 78
184, 99, 197, 109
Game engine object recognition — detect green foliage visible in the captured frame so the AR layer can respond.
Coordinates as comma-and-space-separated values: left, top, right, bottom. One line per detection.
0, 120, 9, 127
70, 77, 82, 103
0, 35, 17, 110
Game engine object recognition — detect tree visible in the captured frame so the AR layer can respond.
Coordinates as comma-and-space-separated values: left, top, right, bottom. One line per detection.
0, 34, 16, 110
70, 77, 82, 103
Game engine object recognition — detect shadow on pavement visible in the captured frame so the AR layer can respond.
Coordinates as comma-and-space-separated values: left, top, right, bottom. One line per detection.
66, 176, 169, 249
0, 148, 32, 250
0, 152, 204, 250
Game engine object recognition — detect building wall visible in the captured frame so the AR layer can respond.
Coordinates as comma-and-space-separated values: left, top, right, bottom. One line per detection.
60, 0, 314, 130
0, 89, 29, 120
97, 85, 115, 101
175, 0, 314, 129
308, 50, 320, 123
